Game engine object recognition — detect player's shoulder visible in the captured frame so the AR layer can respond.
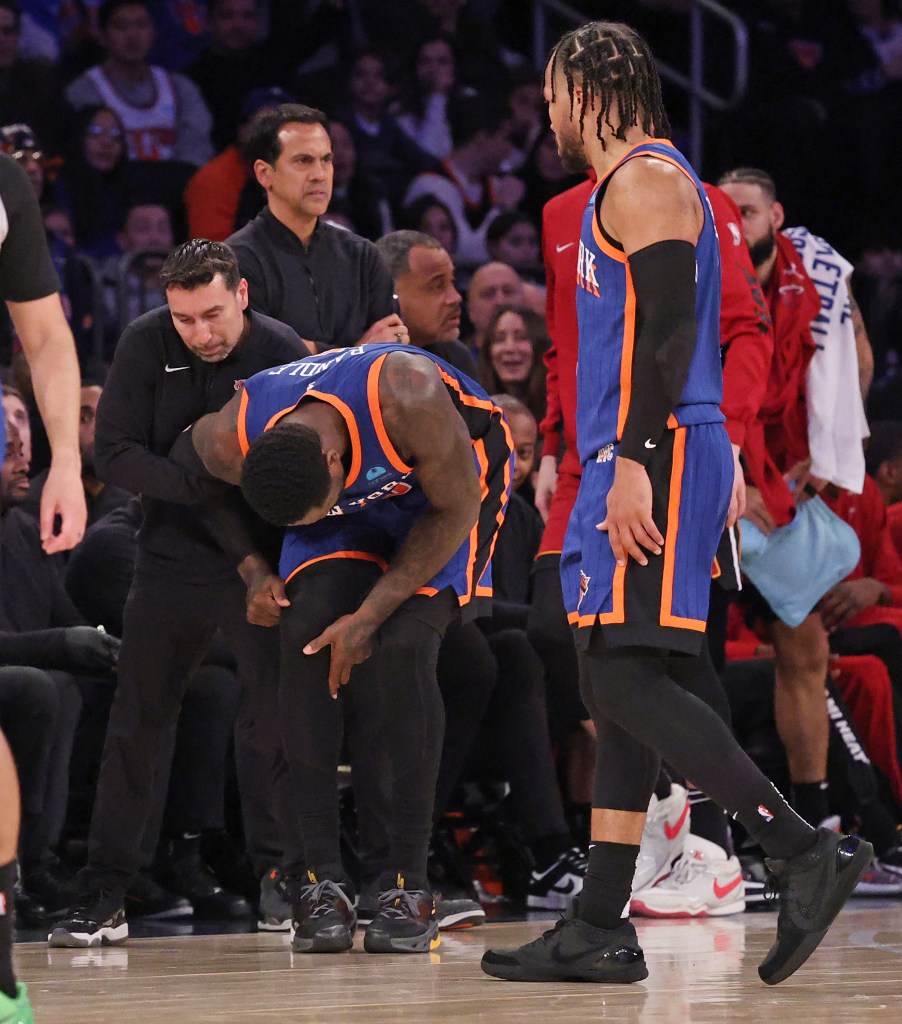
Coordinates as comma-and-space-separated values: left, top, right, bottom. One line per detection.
380, 347, 443, 397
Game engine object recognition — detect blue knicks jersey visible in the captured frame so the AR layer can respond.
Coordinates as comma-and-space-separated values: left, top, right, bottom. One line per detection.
237, 343, 504, 518
574, 140, 724, 465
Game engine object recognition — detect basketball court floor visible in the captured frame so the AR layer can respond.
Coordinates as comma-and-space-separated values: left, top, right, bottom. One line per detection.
15, 901, 902, 1022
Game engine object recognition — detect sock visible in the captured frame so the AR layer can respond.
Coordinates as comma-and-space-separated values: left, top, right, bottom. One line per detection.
743, 799, 818, 861
530, 834, 572, 871
687, 789, 734, 856
791, 781, 831, 828
0, 859, 17, 999
575, 842, 639, 930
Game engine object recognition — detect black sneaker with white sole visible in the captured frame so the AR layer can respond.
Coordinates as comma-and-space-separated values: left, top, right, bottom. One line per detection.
527, 847, 588, 910
48, 887, 128, 948
481, 915, 647, 983
124, 872, 192, 920
758, 826, 873, 985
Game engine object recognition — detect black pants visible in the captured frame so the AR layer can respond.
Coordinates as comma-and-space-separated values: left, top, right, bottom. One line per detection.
279, 559, 456, 883
87, 574, 292, 883
0, 667, 81, 867
527, 556, 588, 741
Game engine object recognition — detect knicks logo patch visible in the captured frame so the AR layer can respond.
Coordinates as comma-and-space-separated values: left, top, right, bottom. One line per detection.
578, 570, 591, 610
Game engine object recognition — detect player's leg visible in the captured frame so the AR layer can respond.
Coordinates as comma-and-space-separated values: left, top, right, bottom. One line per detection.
0, 727, 34, 1022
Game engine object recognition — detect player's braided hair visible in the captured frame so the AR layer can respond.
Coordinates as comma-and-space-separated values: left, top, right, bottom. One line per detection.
550, 21, 670, 149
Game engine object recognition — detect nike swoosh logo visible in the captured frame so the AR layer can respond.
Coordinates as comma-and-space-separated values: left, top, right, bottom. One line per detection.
165, 364, 189, 373
713, 875, 743, 900
550, 878, 576, 895
663, 800, 689, 841
556, 242, 575, 253
644, 439, 656, 449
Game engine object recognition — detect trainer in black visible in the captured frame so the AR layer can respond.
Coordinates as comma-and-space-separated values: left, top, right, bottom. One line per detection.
481, 915, 648, 983
527, 847, 588, 910
290, 874, 357, 953
758, 826, 873, 985
363, 873, 440, 954
48, 885, 128, 948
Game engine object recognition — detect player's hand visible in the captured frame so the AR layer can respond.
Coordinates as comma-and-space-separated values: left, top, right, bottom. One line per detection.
786, 458, 826, 503
726, 443, 746, 528
597, 457, 663, 567
534, 454, 558, 523
355, 314, 410, 347
742, 486, 775, 535
40, 458, 87, 554
304, 612, 378, 697
246, 572, 291, 627
817, 578, 886, 632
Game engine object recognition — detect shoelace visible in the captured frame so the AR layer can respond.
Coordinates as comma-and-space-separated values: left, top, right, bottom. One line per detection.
375, 887, 422, 920
763, 873, 780, 903
302, 880, 347, 918
568, 847, 589, 872
666, 855, 706, 887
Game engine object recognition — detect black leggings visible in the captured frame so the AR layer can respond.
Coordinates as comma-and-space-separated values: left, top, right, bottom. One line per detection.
578, 632, 796, 843
280, 559, 456, 882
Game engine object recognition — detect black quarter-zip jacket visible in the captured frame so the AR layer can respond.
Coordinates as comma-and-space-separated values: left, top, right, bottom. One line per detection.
95, 305, 307, 583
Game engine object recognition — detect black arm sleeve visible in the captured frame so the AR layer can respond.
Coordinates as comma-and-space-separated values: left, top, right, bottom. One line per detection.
0, 155, 60, 301
0, 629, 69, 669
618, 239, 698, 465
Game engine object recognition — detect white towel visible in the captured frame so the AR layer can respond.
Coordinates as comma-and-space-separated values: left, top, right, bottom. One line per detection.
784, 227, 868, 494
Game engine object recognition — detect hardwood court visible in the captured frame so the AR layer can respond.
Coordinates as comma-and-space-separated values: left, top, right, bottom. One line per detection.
18, 904, 902, 1023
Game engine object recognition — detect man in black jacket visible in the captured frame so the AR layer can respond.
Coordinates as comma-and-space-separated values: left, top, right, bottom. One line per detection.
227, 103, 407, 352
50, 240, 308, 947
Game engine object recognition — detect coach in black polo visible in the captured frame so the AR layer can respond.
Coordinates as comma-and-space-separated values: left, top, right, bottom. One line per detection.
50, 241, 307, 947
227, 103, 408, 351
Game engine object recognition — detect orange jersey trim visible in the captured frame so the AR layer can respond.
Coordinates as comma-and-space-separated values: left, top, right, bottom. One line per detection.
437, 368, 499, 416
284, 550, 387, 585
660, 427, 706, 632
598, 562, 626, 624
464, 438, 491, 601
615, 269, 637, 441
367, 354, 413, 475
303, 388, 362, 489
236, 387, 251, 456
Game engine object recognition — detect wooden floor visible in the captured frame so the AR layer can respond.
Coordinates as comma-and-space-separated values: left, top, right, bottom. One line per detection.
17, 904, 902, 1023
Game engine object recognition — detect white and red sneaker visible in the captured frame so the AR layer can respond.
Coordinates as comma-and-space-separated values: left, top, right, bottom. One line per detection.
631, 783, 690, 897
631, 835, 745, 918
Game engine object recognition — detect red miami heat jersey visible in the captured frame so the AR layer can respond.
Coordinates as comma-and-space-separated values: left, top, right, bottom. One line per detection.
574, 140, 725, 466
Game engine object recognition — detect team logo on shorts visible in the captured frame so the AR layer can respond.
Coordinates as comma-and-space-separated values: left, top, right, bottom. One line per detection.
757, 804, 774, 822
578, 570, 591, 610
596, 443, 614, 463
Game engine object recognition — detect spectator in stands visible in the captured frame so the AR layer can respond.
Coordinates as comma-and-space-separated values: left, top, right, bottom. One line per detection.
1, 384, 29, 462
100, 199, 173, 341
375, 229, 475, 376
503, 67, 544, 172
185, 0, 279, 153
0, 122, 45, 198
0, 0, 66, 155
867, 421, 902, 556
54, 105, 130, 259
400, 195, 458, 257
463, 261, 524, 354
328, 119, 391, 242
183, 87, 293, 243
397, 34, 457, 160
65, 0, 214, 166
333, 50, 439, 210
22, 382, 131, 532
0, 422, 119, 920
227, 104, 404, 350
404, 91, 523, 264
485, 211, 540, 273
477, 304, 548, 424
519, 128, 585, 224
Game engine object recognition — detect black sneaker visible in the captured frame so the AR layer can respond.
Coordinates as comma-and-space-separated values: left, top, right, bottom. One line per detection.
527, 847, 588, 910
363, 873, 440, 954
481, 915, 648, 983
758, 826, 873, 985
258, 868, 291, 932
48, 885, 128, 947
290, 875, 357, 953
125, 872, 192, 920
156, 835, 251, 919
435, 896, 485, 930
20, 864, 78, 919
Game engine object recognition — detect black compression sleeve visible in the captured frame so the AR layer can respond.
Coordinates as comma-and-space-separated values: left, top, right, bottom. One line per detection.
619, 239, 698, 464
